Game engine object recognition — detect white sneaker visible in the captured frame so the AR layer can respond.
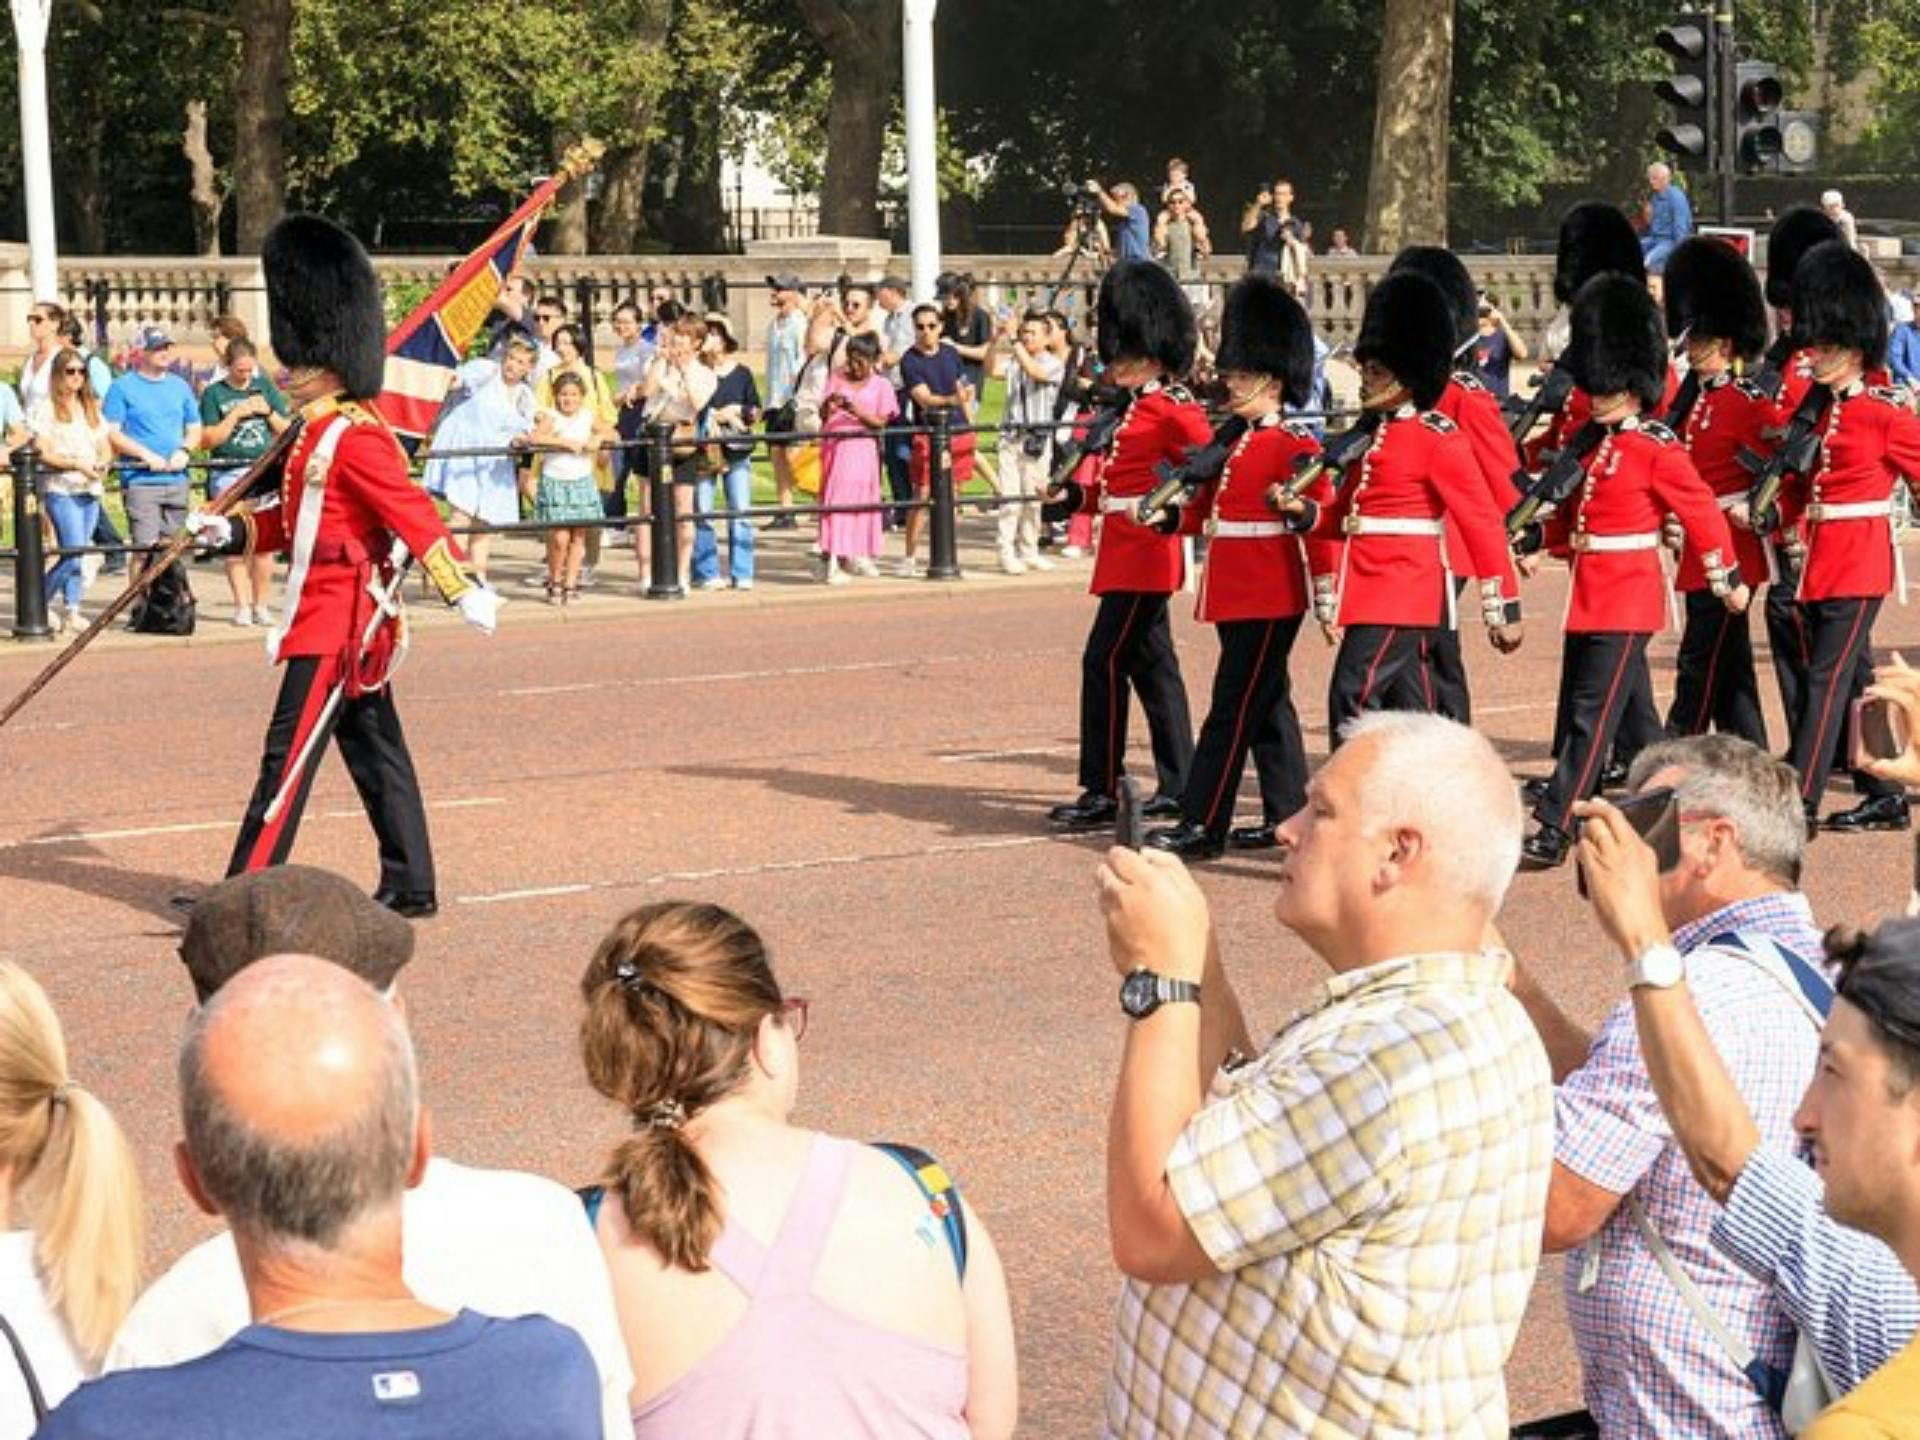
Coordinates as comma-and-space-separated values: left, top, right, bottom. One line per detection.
1061, 545, 1086, 559
1023, 552, 1055, 571
894, 556, 922, 578
254, 605, 276, 626
999, 551, 1027, 576
850, 557, 880, 578
65, 606, 84, 631
732, 578, 754, 591
824, 560, 851, 586
232, 605, 254, 627
694, 576, 727, 591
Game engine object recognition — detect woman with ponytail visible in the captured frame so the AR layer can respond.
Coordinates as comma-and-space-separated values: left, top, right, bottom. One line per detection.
0, 963, 142, 1435
579, 902, 1017, 1439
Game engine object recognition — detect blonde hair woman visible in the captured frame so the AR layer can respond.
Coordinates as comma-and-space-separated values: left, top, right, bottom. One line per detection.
0, 963, 143, 1434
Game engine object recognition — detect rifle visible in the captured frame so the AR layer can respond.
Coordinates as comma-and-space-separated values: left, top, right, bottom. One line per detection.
1739, 380, 1832, 534
1276, 410, 1382, 504
1662, 370, 1702, 431
1506, 421, 1606, 539
1747, 334, 1794, 403
0, 424, 299, 734
1040, 390, 1131, 523
1134, 416, 1250, 528
1501, 361, 1575, 444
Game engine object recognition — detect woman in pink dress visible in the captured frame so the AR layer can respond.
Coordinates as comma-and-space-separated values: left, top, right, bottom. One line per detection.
815, 333, 897, 584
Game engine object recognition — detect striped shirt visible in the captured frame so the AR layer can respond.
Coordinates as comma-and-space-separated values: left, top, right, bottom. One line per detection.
1559, 891, 1825, 1439
1105, 951, 1553, 1439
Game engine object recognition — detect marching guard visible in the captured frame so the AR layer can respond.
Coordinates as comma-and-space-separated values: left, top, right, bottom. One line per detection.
190, 215, 502, 915
1143, 277, 1332, 860
1276, 272, 1524, 737
1517, 276, 1749, 869
1770, 241, 1920, 834
1045, 260, 1207, 831
1660, 236, 1775, 746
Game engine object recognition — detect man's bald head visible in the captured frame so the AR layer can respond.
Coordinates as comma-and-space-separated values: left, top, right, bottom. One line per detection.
179, 954, 418, 1249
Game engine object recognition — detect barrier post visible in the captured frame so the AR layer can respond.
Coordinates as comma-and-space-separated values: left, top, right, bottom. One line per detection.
646, 422, 684, 601
926, 409, 960, 580
10, 446, 50, 640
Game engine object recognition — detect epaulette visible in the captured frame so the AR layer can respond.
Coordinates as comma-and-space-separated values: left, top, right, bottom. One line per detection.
1731, 378, 1768, 402
1451, 370, 1487, 393
337, 399, 379, 425
1638, 420, 1679, 445
1162, 383, 1196, 405
1868, 385, 1906, 408
1418, 411, 1457, 434
1282, 419, 1317, 441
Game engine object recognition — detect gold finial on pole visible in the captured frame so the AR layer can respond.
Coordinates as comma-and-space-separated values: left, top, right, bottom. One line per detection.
559, 139, 606, 184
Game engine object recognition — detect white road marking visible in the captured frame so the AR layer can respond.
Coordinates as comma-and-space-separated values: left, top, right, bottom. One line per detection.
0, 796, 506, 851
455, 833, 1055, 906
493, 650, 1068, 700
938, 744, 1077, 764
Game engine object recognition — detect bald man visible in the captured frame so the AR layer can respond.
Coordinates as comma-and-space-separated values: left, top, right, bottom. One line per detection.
39, 956, 601, 1439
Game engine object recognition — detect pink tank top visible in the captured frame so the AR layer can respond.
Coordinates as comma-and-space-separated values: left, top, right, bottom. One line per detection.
630, 1135, 971, 1440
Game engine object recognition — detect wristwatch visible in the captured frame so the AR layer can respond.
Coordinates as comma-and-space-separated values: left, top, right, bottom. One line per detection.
1628, 941, 1685, 990
1120, 968, 1201, 1019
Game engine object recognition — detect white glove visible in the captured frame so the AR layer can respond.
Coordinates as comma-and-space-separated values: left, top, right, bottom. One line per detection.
185, 511, 232, 548
456, 584, 503, 635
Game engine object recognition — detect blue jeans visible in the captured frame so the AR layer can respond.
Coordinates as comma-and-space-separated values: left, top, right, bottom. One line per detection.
1640, 236, 1677, 275
43, 490, 100, 609
692, 458, 755, 584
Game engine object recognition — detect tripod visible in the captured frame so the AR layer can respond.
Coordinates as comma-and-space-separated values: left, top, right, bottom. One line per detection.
1045, 204, 1108, 311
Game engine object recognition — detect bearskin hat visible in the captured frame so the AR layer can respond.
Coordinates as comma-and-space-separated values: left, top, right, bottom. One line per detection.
1352, 271, 1454, 410
1792, 240, 1889, 368
1213, 276, 1314, 407
1662, 237, 1768, 361
1388, 245, 1477, 350
1554, 201, 1646, 305
263, 213, 388, 400
1567, 274, 1667, 409
1764, 205, 1842, 310
1095, 259, 1196, 375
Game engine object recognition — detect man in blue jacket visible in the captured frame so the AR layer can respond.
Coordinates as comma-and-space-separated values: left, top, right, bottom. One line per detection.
1640, 162, 1694, 275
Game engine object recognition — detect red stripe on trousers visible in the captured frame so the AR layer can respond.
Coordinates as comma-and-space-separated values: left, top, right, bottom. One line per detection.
1694, 610, 1731, 736
1803, 600, 1870, 801
1357, 627, 1399, 709
1202, 621, 1278, 829
241, 660, 340, 872
1106, 596, 1145, 793
1558, 640, 1635, 830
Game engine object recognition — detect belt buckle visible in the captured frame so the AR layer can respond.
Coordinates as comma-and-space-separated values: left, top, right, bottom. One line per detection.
1341, 513, 1363, 536
1203, 517, 1218, 539
1572, 532, 1590, 553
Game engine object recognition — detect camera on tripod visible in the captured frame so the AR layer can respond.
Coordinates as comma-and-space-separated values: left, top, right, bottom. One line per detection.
1063, 181, 1102, 221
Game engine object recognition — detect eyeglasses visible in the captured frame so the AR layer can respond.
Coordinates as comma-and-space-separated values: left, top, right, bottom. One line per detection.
59, 366, 85, 376
779, 996, 810, 1042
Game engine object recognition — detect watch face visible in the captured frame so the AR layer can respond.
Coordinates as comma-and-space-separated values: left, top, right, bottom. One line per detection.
1120, 970, 1159, 1017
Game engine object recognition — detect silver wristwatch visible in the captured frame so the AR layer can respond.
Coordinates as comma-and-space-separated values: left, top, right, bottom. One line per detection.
1628, 941, 1685, 990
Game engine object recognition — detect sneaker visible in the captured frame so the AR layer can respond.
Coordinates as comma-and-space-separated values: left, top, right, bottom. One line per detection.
849, 557, 880, 578
65, 606, 85, 632
694, 576, 727, 591
894, 556, 922, 579
998, 551, 1027, 576
1061, 545, 1086, 560
231, 605, 254, 627
253, 605, 276, 627
1024, 552, 1055, 571
732, 577, 754, 591
824, 561, 851, 586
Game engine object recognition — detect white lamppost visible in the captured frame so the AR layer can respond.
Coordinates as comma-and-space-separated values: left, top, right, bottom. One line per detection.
11, 0, 57, 301
902, 0, 941, 303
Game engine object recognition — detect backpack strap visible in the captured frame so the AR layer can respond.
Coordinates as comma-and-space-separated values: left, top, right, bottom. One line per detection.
575, 1183, 605, 1229
873, 1141, 968, 1280
0, 1313, 48, 1423
1704, 930, 1833, 1026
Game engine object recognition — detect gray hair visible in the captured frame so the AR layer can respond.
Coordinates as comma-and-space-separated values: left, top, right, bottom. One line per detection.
1626, 734, 1804, 885
1340, 711, 1524, 910
178, 968, 417, 1250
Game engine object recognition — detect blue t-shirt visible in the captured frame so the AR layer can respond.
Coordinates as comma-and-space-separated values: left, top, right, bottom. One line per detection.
899, 342, 965, 423
1116, 202, 1152, 262
36, 1310, 601, 1440
103, 370, 199, 486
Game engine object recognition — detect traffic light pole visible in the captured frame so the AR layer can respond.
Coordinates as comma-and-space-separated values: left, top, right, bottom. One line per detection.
1714, 0, 1736, 224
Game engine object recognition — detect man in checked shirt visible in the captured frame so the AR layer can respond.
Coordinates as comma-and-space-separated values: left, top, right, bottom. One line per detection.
1509, 735, 1832, 1437
1095, 711, 1552, 1438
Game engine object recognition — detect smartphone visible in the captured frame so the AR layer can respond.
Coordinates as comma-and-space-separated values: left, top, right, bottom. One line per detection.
1115, 777, 1145, 851
1853, 696, 1911, 769
1575, 786, 1680, 900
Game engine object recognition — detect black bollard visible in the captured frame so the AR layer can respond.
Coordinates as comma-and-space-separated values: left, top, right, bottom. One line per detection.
926, 409, 961, 581
646, 422, 685, 601
11, 446, 50, 640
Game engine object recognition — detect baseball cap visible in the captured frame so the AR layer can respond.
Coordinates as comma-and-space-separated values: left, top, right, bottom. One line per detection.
179, 865, 416, 1003
137, 326, 175, 352
765, 273, 804, 293
877, 274, 910, 295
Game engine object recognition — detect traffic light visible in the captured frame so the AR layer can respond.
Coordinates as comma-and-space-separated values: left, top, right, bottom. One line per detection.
1654, 13, 1715, 166
1733, 60, 1785, 172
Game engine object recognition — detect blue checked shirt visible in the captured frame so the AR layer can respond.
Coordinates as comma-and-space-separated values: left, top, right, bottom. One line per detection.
1557, 891, 1825, 1440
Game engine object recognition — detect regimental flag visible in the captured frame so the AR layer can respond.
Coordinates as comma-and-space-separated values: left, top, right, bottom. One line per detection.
376, 146, 599, 444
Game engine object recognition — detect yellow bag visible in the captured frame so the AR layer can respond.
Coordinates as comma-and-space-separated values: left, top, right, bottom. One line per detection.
789, 442, 822, 497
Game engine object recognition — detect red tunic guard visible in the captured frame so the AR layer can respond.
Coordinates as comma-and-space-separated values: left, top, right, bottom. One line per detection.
1779, 382, 1920, 602
1182, 417, 1335, 622
1079, 381, 1213, 595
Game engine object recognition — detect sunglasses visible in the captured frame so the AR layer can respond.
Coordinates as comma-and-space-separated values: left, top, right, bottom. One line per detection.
58, 366, 85, 376
779, 996, 810, 1042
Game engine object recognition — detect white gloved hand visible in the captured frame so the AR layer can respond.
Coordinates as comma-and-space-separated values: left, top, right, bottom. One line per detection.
456, 584, 503, 635
185, 511, 232, 548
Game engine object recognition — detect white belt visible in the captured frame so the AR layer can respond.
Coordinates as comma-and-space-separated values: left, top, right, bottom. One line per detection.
1206, 519, 1285, 539
1574, 531, 1660, 553
1808, 500, 1891, 522
1100, 495, 1140, 515
1342, 515, 1444, 538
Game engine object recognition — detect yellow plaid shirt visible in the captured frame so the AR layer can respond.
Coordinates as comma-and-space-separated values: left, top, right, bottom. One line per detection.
1105, 951, 1554, 1439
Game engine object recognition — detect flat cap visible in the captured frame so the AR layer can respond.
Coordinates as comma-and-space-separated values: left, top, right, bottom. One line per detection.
179, 865, 415, 1003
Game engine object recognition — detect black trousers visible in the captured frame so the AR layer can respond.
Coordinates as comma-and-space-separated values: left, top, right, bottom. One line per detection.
1385, 578, 1472, 722
1788, 597, 1898, 807
1536, 633, 1665, 831
1182, 617, 1306, 837
1328, 624, 1441, 744
1665, 589, 1768, 748
1077, 591, 1194, 796
226, 654, 436, 895
1766, 570, 1808, 729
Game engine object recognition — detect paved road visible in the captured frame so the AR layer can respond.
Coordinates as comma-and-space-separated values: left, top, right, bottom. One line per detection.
3, 541, 1915, 1432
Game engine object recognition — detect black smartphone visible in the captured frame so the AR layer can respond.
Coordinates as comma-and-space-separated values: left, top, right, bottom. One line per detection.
1115, 777, 1144, 851
1575, 786, 1680, 900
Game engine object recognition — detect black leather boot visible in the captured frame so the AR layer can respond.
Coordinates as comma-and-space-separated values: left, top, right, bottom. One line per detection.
1145, 822, 1226, 860
1821, 795, 1912, 834
1520, 823, 1574, 871
1048, 791, 1117, 830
